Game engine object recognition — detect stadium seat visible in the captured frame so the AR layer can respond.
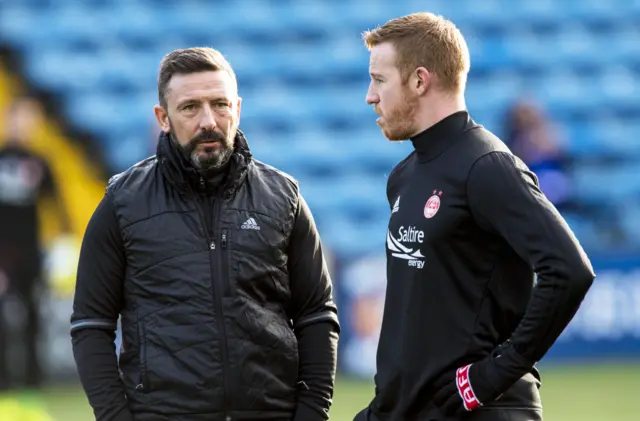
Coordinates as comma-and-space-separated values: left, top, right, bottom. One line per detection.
1, 0, 639, 254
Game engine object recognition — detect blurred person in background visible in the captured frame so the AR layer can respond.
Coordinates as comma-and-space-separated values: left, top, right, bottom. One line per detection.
71, 47, 340, 421
503, 99, 576, 213
357, 12, 595, 421
340, 255, 386, 378
0, 96, 71, 390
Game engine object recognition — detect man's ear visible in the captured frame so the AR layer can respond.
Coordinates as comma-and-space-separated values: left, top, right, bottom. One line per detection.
414, 67, 431, 96
154, 105, 170, 133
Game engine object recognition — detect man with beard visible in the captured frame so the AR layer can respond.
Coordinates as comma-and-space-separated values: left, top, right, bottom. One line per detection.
71, 47, 340, 421
353, 13, 595, 421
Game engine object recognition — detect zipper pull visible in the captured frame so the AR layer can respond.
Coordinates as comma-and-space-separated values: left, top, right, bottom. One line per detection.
221, 230, 228, 249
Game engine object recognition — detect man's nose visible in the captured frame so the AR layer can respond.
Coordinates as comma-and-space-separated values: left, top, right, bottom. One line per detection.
199, 105, 217, 130
366, 91, 379, 105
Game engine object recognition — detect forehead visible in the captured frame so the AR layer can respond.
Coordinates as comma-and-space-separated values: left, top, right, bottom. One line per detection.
369, 42, 398, 72
166, 70, 237, 105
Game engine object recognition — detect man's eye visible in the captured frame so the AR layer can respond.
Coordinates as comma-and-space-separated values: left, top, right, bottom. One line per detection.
183, 104, 197, 110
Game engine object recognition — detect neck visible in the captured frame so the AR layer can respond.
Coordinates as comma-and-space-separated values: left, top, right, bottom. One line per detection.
411, 92, 466, 137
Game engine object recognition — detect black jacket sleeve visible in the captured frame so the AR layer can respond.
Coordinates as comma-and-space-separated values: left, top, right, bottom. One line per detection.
467, 151, 595, 383
287, 190, 340, 421
70, 193, 132, 421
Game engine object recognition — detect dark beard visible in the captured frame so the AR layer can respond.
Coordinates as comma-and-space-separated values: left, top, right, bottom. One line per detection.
170, 126, 235, 172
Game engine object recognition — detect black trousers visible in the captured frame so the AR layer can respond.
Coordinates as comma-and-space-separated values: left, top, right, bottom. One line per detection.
353, 406, 543, 421
0, 264, 43, 390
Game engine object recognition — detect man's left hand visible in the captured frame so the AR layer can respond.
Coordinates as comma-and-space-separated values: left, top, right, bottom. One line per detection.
432, 343, 536, 417
431, 361, 500, 417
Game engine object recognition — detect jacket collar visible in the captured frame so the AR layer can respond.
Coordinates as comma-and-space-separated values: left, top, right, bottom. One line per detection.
411, 110, 476, 162
157, 129, 252, 196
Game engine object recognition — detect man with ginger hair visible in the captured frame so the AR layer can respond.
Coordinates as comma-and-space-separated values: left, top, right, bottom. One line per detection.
354, 12, 595, 421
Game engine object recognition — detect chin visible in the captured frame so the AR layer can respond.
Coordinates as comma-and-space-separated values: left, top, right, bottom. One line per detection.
379, 119, 414, 141
382, 128, 410, 142
385, 135, 406, 142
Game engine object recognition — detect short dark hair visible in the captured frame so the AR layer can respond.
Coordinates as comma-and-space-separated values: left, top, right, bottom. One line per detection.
157, 47, 237, 108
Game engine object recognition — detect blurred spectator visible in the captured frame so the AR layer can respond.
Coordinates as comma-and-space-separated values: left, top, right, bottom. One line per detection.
503, 99, 576, 212
0, 96, 70, 390
340, 255, 386, 377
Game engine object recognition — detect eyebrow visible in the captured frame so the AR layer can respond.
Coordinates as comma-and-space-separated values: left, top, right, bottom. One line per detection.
177, 97, 231, 107
370, 72, 383, 78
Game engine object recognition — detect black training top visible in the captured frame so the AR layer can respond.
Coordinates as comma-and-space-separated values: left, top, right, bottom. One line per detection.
371, 111, 595, 420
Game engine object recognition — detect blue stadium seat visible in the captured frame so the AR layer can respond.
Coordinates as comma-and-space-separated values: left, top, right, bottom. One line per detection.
573, 164, 640, 205
562, 212, 602, 249
1, 0, 639, 254
620, 202, 640, 240
317, 212, 387, 257
466, 74, 525, 113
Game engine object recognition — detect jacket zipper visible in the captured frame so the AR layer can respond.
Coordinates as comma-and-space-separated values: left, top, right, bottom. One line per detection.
221, 228, 229, 294
193, 177, 231, 421
137, 324, 150, 393
212, 200, 231, 421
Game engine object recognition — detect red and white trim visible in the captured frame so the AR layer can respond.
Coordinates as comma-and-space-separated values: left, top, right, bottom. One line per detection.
456, 364, 482, 411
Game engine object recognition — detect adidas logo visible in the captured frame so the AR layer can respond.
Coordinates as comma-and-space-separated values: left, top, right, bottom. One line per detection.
241, 217, 260, 230
392, 196, 400, 214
